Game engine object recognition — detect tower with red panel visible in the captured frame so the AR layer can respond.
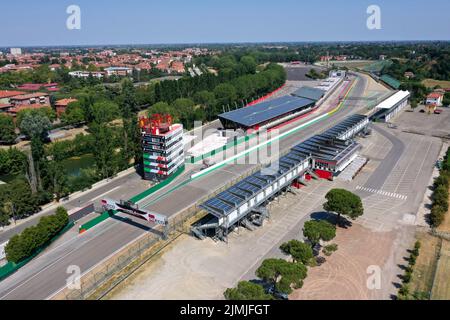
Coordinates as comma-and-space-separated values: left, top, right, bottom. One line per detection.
140, 114, 184, 181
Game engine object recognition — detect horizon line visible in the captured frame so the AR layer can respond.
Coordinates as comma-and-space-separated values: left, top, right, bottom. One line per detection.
1, 39, 450, 49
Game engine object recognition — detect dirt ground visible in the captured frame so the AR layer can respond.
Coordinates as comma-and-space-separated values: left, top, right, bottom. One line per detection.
436, 195, 450, 233
410, 231, 440, 295
290, 223, 399, 300
431, 239, 450, 299
422, 79, 450, 89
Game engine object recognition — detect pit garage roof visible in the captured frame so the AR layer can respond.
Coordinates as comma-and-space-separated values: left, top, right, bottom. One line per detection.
218, 95, 315, 128
320, 114, 368, 140
291, 86, 326, 101
375, 90, 410, 109
200, 152, 310, 218
291, 135, 359, 164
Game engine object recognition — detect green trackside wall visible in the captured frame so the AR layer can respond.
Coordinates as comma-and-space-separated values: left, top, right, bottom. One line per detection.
0, 221, 74, 281
77, 165, 186, 233
129, 165, 185, 203
78, 210, 117, 233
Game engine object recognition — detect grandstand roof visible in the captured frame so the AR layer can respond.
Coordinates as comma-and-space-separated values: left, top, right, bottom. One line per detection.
375, 90, 410, 109
380, 74, 401, 89
291, 86, 326, 101
218, 95, 315, 128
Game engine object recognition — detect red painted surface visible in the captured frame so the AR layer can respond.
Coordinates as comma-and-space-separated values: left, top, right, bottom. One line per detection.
305, 174, 312, 181
315, 169, 333, 180
292, 181, 303, 189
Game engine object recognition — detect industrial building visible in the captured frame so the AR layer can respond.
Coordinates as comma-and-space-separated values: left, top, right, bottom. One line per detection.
370, 90, 410, 122
140, 114, 184, 181
193, 114, 369, 240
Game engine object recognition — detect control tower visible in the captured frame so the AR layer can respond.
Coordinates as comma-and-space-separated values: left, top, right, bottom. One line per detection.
139, 114, 184, 181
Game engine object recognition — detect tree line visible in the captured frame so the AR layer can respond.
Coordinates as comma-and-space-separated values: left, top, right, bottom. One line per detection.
5, 207, 69, 263
430, 147, 450, 227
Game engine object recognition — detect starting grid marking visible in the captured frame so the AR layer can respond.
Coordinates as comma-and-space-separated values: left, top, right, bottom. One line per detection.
356, 186, 408, 200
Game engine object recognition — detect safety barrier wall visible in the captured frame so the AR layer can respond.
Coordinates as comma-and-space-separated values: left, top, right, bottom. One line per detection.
78, 211, 116, 234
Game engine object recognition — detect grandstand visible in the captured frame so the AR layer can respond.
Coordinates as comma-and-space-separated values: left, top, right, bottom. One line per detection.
218, 95, 316, 130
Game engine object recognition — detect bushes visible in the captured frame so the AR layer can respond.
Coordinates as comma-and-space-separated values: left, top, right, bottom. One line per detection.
280, 240, 313, 264
224, 281, 273, 300
5, 207, 69, 263
323, 243, 338, 256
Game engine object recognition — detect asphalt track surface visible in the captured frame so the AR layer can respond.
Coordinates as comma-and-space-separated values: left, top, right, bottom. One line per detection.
362, 125, 405, 190
0, 74, 368, 300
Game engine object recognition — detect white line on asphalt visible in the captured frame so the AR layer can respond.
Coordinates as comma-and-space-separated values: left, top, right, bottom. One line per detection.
91, 186, 121, 202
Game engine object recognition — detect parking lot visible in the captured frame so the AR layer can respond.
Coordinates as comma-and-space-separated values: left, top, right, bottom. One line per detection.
291, 123, 443, 299
392, 107, 450, 139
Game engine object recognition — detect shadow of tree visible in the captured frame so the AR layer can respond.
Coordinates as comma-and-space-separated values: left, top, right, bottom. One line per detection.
309, 211, 353, 228
397, 263, 407, 271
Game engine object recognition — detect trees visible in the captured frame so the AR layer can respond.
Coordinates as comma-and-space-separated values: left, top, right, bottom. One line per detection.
91, 101, 120, 124
0, 114, 16, 144
224, 281, 273, 300
323, 188, 364, 224
18, 112, 52, 194
0, 179, 40, 226
16, 107, 56, 129
47, 161, 69, 201
148, 102, 172, 116
19, 112, 51, 140
256, 258, 307, 294
5, 206, 69, 263
430, 154, 450, 227
240, 55, 257, 74
280, 240, 313, 264
118, 79, 139, 169
0, 148, 27, 176
171, 98, 196, 129
90, 123, 119, 179
214, 83, 237, 110
193, 90, 215, 107
61, 102, 85, 126
303, 220, 336, 247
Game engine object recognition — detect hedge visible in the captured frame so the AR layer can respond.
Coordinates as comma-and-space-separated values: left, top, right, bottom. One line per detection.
430, 147, 450, 227
5, 207, 69, 263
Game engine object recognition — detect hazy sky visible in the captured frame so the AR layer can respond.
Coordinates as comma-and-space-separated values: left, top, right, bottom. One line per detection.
1, 0, 449, 46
